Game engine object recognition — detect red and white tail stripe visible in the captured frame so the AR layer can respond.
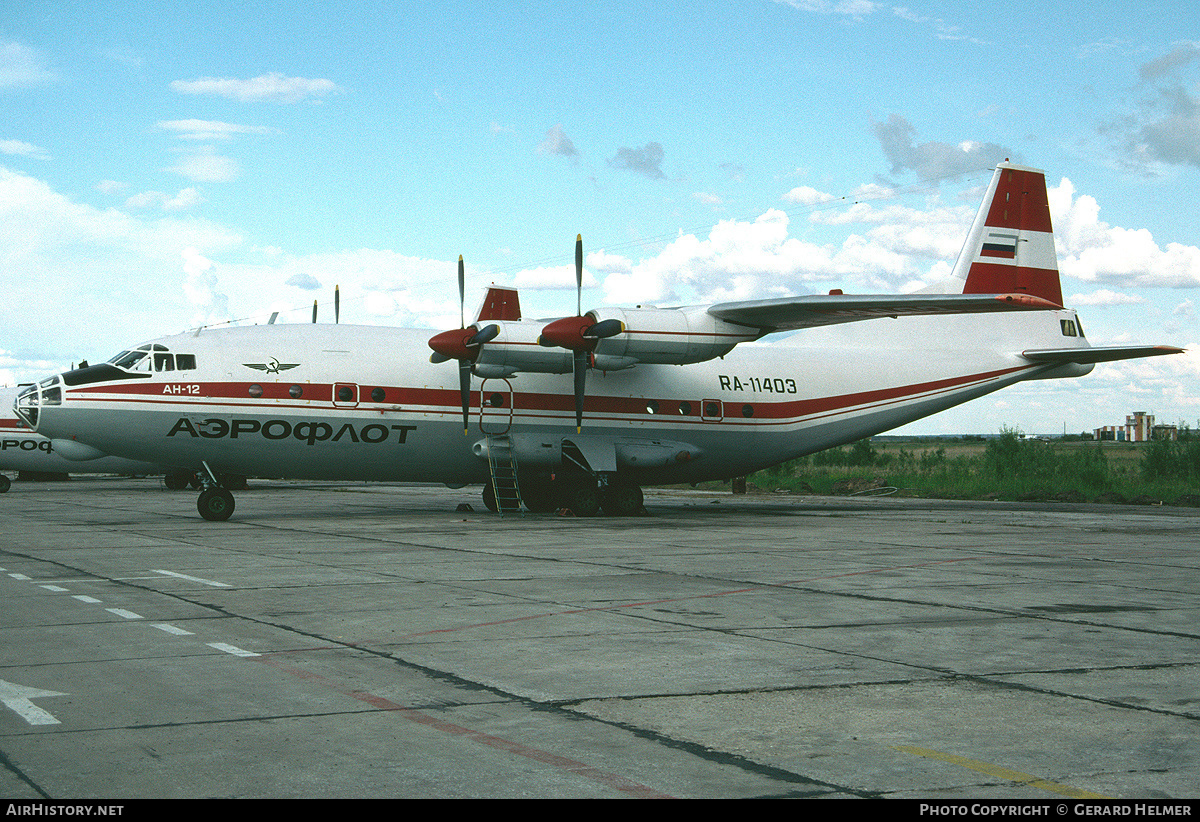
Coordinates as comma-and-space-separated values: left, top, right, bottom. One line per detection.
955, 163, 1063, 306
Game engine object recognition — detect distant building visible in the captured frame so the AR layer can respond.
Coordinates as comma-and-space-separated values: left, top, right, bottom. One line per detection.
1093, 412, 1178, 442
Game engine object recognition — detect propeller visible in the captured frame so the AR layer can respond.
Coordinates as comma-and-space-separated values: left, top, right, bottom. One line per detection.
335, 284, 340, 324
536, 235, 624, 432
427, 256, 500, 433
312, 299, 317, 323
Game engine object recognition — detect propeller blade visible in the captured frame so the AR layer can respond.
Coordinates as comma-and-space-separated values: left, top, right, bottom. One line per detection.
458, 255, 465, 329
584, 318, 624, 339
469, 323, 500, 346
573, 349, 587, 433
575, 234, 583, 317
459, 360, 472, 434
312, 300, 317, 323
430, 351, 451, 364
334, 285, 340, 324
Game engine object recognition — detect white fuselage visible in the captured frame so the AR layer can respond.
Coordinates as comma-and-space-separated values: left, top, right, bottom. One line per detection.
20, 309, 1091, 485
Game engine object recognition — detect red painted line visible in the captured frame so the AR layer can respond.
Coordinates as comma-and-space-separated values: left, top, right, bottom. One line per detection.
61, 364, 1036, 428
398, 556, 981, 640
252, 654, 673, 798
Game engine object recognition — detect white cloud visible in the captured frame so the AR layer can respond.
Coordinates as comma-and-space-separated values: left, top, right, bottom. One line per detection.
512, 263, 597, 290
1067, 289, 1146, 306
0, 41, 56, 88
0, 165, 242, 377
585, 249, 632, 275
772, 0, 879, 18
1050, 177, 1200, 287
169, 149, 241, 183
782, 185, 834, 206
170, 73, 342, 103
126, 188, 204, 212
0, 140, 50, 160
156, 120, 279, 141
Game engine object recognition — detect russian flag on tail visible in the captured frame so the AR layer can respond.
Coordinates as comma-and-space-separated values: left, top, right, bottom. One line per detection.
955, 163, 1064, 307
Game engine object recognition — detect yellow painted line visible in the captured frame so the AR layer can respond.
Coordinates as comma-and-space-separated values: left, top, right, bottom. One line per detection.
894, 745, 1111, 799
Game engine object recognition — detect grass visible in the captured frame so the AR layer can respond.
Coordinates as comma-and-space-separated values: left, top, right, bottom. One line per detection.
741, 430, 1200, 507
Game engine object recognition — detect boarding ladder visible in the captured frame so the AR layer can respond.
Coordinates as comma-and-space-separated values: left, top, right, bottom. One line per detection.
485, 434, 524, 514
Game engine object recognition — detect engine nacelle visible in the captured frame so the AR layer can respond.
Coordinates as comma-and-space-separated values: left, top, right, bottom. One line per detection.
587, 306, 760, 366
472, 320, 573, 378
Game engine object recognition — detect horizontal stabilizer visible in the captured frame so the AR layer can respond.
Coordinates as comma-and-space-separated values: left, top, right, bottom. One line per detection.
707, 292, 1061, 333
1022, 345, 1185, 364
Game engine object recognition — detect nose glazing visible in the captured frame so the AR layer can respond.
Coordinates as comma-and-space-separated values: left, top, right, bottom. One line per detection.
14, 376, 63, 430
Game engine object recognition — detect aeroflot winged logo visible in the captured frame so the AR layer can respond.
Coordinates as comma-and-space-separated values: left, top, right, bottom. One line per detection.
243, 358, 300, 374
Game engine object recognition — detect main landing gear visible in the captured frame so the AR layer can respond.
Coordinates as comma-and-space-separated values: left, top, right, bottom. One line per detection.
484, 473, 644, 517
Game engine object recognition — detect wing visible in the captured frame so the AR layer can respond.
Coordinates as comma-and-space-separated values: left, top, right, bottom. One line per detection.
1021, 345, 1185, 364
706, 292, 1061, 332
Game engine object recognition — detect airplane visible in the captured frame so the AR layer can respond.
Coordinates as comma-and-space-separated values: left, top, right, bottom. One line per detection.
13, 162, 1183, 520
0, 386, 177, 491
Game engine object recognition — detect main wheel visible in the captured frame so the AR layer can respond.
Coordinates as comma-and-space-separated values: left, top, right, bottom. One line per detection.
164, 471, 191, 491
601, 483, 643, 517
197, 488, 235, 521
559, 479, 602, 517
481, 482, 498, 513
520, 478, 558, 513
0, 474, 10, 493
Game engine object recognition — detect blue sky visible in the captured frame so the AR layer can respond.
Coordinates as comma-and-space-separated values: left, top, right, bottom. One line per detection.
2, 0, 1198, 435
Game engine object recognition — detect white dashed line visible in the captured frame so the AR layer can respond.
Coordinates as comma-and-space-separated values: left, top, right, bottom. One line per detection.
39, 585, 69, 592
105, 608, 143, 620
8, 573, 30, 581
207, 643, 259, 657
153, 623, 195, 636
72, 595, 102, 604
152, 569, 231, 588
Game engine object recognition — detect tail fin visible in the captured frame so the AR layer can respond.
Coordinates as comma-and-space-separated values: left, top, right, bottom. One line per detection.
953, 162, 1063, 306
475, 286, 522, 321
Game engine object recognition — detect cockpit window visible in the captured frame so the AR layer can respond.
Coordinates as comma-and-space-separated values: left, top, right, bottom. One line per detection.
108, 346, 197, 373
109, 349, 149, 370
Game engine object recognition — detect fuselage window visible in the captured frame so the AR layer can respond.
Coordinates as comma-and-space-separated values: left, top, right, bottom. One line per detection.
678, 401, 692, 415
645, 399, 659, 414
370, 387, 385, 403
154, 353, 175, 372
289, 385, 304, 399
337, 385, 354, 402
1060, 319, 1078, 337
176, 354, 197, 370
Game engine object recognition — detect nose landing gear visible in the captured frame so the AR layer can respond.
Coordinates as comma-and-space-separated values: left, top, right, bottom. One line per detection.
195, 462, 236, 521
197, 487, 235, 521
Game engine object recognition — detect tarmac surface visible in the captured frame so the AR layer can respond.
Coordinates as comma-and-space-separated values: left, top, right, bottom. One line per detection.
0, 476, 1198, 800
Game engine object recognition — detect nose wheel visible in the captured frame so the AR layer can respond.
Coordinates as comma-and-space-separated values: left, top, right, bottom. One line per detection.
197, 488, 235, 521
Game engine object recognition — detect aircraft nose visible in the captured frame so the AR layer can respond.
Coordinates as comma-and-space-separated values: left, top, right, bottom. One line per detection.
14, 376, 63, 431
